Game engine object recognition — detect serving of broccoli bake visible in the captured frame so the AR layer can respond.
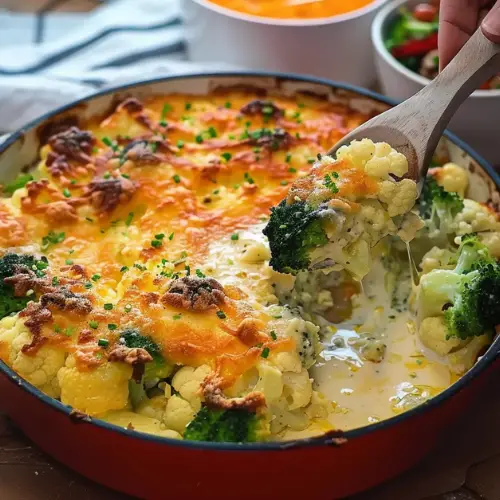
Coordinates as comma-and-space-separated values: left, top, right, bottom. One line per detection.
0, 88, 498, 443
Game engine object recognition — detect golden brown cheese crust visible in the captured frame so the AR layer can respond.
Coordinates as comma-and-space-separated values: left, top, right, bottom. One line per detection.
1, 89, 371, 387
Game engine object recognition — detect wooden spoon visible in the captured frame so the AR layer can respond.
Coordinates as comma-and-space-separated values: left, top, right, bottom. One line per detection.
328, 28, 500, 192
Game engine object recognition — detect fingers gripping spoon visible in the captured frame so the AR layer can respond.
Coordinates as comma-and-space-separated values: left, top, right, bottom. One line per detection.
328, 29, 500, 192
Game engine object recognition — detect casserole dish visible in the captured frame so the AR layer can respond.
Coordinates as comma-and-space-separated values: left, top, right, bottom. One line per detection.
0, 72, 499, 500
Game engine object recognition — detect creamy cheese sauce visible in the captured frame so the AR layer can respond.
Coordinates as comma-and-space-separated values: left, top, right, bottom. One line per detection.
313, 258, 453, 430
205, 224, 456, 431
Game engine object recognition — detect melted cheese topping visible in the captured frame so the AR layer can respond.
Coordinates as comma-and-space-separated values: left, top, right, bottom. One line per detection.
0, 89, 477, 440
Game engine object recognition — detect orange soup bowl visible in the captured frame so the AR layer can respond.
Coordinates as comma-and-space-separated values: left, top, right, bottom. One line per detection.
182, 0, 388, 87
0, 72, 499, 500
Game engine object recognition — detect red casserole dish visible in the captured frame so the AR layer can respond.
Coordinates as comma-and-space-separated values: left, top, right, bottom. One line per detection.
0, 72, 499, 500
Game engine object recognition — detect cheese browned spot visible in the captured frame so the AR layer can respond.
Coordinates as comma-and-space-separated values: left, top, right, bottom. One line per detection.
85, 177, 137, 213
162, 277, 225, 311
108, 345, 153, 382
201, 370, 266, 412
240, 100, 284, 119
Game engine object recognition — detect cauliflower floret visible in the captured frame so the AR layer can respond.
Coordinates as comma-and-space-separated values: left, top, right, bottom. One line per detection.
456, 199, 500, 234
378, 179, 418, 217
0, 316, 66, 398
432, 163, 469, 197
284, 318, 321, 369
397, 211, 425, 242
305, 391, 332, 420
477, 232, 500, 258
101, 410, 181, 439
253, 361, 283, 404
171, 364, 211, 411
238, 240, 271, 263
272, 351, 303, 373
282, 368, 313, 411
163, 394, 195, 434
136, 395, 167, 421
418, 316, 463, 356
57, 356, 132, 416
447, 334, 491, 375
420, 246, 457, 275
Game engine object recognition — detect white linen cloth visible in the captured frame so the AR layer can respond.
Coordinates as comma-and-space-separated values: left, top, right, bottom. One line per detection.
0, 0, 238, 135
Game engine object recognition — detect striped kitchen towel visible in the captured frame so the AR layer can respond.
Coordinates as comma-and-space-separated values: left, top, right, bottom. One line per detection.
0, 0, 239, 134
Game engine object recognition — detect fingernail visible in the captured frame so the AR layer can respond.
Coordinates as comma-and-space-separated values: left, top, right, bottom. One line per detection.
482, 6, 500, 41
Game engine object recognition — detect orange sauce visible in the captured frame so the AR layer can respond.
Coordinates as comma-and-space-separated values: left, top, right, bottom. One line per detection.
209, 0, 374, 20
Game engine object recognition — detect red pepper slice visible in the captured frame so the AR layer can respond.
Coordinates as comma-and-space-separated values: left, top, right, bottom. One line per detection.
391, 33, 438, 59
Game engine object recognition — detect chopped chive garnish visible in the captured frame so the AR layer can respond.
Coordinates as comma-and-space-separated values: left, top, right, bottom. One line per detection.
41, 231, 65, 251
185, 102, 192, 111
288, 167, 297, 173
52, 276, 60, 286
151, 239, 162, 248
231, 233, 239, 241
173, 314, 182, 320
221, 152, 232, 162
270, 331, 277, 341
280, 181, 288, 186
195, 134, 204, 144
261, 347, 270, 358
125, 212, 134, 226
89, 320, 99, 329
161, 103, 173, 119
91, 274, 101, 282
155, 233, 165, 240
65, 259, 73, 265
177, 140, 184, 149
124, 304, 132, 312
107, 324, 118, 331
3, 173, 34, 194
62, 188, 71, 198
244, 172, 255, 185
98, 338, 109, 347
216, 310, 227, 319
224, 102, 232, 108
324, 173, 339, 194
120, 266, 129, 273
195, 269, 205, 278
207, 126, 217, 138
104, 303, 113, 311
173, 174, 181, 184
285, 153, 292, 163
168, 232, 175, 240
84, 282, 93, 289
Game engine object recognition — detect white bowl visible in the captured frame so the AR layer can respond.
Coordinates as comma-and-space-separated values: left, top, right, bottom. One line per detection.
183, 0, 388, 87
372, 0, 500, 166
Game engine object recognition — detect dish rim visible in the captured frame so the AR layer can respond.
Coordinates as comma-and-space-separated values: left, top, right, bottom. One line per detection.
371, 0, 500, 98
1, 70, 499, 452
186, 0, 387, 27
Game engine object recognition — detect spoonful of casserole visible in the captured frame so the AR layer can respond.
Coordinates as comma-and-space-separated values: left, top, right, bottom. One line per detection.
264, 28, 500, 280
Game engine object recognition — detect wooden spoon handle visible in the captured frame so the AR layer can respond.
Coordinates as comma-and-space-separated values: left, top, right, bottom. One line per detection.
412, 29, 500, 173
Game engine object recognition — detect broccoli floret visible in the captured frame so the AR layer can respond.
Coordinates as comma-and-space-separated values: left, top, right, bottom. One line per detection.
184, 406, 260, 443
263, 200, 328, 274
418, 176, 464, 242
0, 253, 47, 319
120, 328, 172, 408
418, 234, 500, 340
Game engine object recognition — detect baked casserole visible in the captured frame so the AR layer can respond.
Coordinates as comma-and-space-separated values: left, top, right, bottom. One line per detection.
0, 88, 499, 442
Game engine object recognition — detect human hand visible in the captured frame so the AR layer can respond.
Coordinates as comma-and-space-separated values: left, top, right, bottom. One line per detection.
439, 0, 500, 69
